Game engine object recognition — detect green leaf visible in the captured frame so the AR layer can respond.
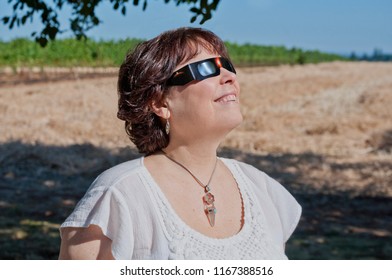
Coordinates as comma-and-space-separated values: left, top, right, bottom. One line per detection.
21, 15, 28, 24
9, 16, 16, 29
36, 37, 48, 47
48, 27, 58, 40
13, 1, 21, 10
2, 16, 10, 24
190, 15, 197, 23
210, 0, 220, 10
190, 7, 199, 13
121, 6, 126, 15
92, 17, 100, 25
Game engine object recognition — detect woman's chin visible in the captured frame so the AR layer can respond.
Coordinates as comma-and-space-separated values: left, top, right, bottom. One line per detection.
219, 111, 243, 132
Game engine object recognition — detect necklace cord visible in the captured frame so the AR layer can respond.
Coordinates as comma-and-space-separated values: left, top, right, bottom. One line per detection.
161, 151, 218, 227
162, 151, 218, 190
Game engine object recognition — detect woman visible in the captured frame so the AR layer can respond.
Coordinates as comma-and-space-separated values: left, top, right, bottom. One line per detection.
59, 27, 301, 260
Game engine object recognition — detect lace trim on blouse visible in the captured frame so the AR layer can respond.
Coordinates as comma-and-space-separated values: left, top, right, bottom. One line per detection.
140, 158, 287, 260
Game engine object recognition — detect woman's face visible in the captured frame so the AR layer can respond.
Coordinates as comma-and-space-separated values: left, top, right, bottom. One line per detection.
165, 48, 243, 142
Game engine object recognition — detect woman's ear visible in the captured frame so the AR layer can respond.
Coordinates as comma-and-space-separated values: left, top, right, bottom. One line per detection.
150, 99, 170, 119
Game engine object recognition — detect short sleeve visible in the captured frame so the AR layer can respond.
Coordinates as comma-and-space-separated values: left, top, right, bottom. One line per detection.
60, 184, 133, 260
264, 175, 302, 242
235, 160, 302, 243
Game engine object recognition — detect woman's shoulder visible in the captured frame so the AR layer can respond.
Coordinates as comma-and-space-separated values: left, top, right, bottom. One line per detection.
222, 157, 302, 242
98, 157, 143, 180
219, 157, 267, 178
220, 157, 291, 200
87, 157, 145, 194
219, 157, 270, 195
61, 157, 147, 227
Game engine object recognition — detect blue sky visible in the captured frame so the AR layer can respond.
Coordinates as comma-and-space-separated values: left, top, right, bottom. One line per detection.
1, 0, 391, 55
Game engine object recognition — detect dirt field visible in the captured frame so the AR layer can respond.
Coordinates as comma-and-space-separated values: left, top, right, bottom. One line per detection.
0, 61, 391, 259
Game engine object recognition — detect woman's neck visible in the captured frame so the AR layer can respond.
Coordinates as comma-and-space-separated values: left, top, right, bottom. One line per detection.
162, 141, 219, 176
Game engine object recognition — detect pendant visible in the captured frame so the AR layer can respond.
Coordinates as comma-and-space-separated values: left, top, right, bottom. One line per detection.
203, 191, 216, 227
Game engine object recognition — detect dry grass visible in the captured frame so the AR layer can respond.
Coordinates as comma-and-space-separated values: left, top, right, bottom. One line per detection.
0, 61, 391, 259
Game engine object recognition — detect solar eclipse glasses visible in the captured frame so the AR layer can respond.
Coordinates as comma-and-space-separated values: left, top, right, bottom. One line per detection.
166, 57, 236, 86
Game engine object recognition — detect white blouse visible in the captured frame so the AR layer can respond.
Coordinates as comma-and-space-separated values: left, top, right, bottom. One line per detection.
60, 157, 301, 260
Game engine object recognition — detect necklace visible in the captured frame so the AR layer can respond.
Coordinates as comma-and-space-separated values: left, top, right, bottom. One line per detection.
162, 152, 218, 227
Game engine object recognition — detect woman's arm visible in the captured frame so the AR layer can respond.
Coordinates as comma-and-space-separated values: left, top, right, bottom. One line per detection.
59, 224, 115, 260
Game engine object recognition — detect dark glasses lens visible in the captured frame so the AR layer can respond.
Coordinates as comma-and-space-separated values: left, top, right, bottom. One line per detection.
197, 60, 217, 77
167, 57, 236, 86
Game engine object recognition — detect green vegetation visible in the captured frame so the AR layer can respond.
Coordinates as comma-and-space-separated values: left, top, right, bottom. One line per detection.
226, 42, 348, 66
0, 37, 348, 68
0, 38, 143, 68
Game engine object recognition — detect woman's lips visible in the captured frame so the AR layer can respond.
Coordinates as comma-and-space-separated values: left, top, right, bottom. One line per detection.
214, 93, 237, 103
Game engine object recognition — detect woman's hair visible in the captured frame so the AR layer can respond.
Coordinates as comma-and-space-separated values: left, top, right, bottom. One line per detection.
117, 27, 230, 155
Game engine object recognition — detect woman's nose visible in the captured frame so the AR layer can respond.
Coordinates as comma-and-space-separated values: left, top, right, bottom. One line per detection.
219, 67, 237, 84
